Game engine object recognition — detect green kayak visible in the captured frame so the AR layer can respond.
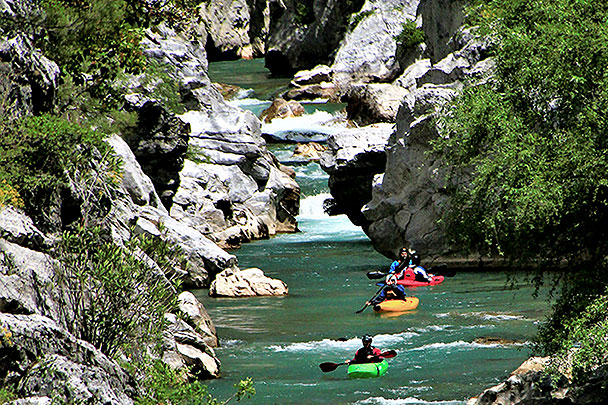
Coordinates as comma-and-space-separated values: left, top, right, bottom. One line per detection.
347, 360, 388, 378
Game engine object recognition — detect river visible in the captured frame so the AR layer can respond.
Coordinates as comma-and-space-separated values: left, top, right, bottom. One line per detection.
195, 59, 554, 405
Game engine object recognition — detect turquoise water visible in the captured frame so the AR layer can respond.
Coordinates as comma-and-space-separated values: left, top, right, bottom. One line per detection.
195, 160, 553, 405
208, 58, 291, 101
197, 60, 554, 404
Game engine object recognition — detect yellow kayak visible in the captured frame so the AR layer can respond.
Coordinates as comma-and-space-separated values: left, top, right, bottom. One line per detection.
373, 297, 419, 312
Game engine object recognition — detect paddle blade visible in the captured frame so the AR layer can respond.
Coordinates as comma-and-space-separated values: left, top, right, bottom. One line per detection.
355, 305, 368, 314
319, 362, 344, 372
366, 271, 387, 280
379, 350, 397, 359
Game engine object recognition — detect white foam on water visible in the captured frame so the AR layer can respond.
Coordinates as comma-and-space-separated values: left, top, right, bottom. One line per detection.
356, 397, 466, 405
227, 97, 269, 108
434, 311, 527, 321
268, 331, 419, 354
464, 312, 527, 321
413, 325, 451, 333
410, 340, 526, 352
298, 193, 332, 219
261, 110, 347, 141
268, 337, 360, 353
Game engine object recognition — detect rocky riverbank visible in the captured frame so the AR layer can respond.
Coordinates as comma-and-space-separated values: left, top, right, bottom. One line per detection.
1, 0, 298, 401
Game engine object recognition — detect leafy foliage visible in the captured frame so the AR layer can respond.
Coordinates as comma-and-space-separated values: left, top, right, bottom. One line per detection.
54, 225, 183, 357
294, 0, 315, 26
349, 10, 375, 31
1, 0, 200, 111
433, 0, 608, 373
434, 0, 608, 265
543, 290, 608, 383
0, 388, 17, 404
395, 20, 425, 49
0, 113, 119, 228
135, 359, 255, 405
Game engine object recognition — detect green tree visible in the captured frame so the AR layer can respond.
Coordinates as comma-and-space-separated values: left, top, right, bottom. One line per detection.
433, 0, 608, 372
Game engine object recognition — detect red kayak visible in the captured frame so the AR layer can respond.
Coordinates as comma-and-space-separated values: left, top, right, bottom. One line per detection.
396, 269, 444, 287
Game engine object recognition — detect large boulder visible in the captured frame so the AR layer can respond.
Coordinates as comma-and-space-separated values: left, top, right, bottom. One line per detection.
259, 98, 305, 123
320, 123, 393, 226
209, 267, 288, 297
341, 83, 409, 125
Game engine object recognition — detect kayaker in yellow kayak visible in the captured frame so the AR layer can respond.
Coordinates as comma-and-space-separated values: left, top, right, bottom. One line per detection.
367, 274, 406, 306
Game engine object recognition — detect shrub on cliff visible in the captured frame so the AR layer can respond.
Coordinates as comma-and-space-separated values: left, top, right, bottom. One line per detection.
434, 0, 608, 379
1, 0, 199, 111
0, 113, 120, 229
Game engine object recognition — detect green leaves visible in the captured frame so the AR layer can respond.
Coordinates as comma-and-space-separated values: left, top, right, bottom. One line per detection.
435, 0, 608, 380
435, 0, 608, 265
0, 113, 118, 227
55, 225, 181, 357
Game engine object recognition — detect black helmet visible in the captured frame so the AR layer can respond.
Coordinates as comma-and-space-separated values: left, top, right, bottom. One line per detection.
400, 247, 408, 254
410, 253, 420, 266
362, 334, 372, 344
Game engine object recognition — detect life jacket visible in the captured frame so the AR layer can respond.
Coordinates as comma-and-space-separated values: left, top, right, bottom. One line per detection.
400, 268, 416, 280
352, 346, 381, 364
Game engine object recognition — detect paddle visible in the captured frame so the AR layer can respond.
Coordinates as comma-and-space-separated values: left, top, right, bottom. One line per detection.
319, 350, 397, 372
366, 263, 453, 280
355, 283, 386, 314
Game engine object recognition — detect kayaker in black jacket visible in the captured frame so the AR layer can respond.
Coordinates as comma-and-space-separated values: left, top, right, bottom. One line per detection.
346, 335, 382, 364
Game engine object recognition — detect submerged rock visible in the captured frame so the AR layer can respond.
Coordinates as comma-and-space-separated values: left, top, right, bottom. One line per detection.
209, 267, 289, 297
293, 142, 327, 161
260, 98, 305, 123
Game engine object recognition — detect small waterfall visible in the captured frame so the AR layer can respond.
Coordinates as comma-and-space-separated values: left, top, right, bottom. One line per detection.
262, 110, 347, 143
298, 193, 332, 219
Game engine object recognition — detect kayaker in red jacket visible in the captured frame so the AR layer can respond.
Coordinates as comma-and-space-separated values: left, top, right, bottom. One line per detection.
346, 335, 382, 364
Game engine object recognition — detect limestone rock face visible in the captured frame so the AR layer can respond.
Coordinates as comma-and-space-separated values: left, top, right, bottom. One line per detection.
332, 0, 420, 86
122, 99, 190, 211
320, 124, 393, 226
419, 0, 467, 64
0, 0, 60, 120
210, 268, 288, 297
178, 291, 218, 348
0, 314, 139, 403
137, 24, 300, 249
0, 206, 50, 250
200, 0, 255, 60
162, 313, 221, 379
469, 357, 608, 405
106, 134, 237, 288
362, 27, 493, 261
265, 0, 366, 75
322, 0, 495, 262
